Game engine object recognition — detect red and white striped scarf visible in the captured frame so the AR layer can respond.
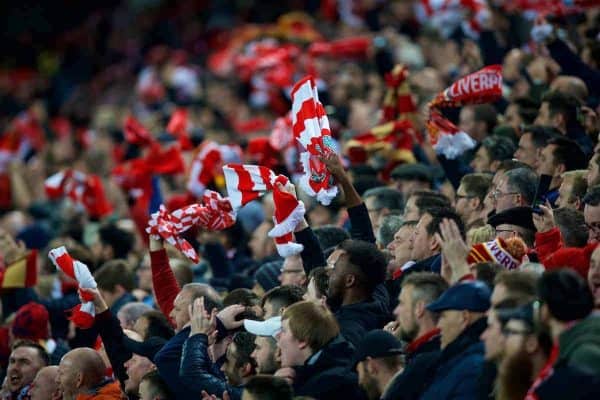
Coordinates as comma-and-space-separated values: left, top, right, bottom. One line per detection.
45, 170, 113, 219
291, 76, 338, 206
223, 164, 305, 257
187, 141, 242, 197
427, 65, 503, 159
146, 190, 236, 263
48, 246, 96, 329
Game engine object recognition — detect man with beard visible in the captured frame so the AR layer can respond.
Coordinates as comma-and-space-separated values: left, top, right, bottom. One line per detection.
244, 317, 281, 374
353, 330, 404, 400
325, 239, 389, 347
496, 302, 600, 399
3, 341, 48, 400
388, 273, 448, 361
479, 298, 528, 400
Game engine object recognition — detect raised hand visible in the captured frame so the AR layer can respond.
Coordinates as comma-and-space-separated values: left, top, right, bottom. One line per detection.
532, 203, 555, 233
82, 287, 108, 313
435, 218, 470, 284
319, 152, 345, 181
189, 297, 217, 336
216, 304, 246, 330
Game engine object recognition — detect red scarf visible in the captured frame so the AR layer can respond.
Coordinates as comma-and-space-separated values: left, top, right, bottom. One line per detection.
406, 328, 441, 356
524, 344, 559, 400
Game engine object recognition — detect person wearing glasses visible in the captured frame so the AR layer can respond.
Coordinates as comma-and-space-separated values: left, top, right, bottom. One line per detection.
454, 173, 493, 231
479, 298, 533, 400
495, 277, 600, 399
491, 167, 538, 214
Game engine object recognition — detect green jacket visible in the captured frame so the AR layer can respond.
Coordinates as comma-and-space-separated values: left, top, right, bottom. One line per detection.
558, 315, 600, 375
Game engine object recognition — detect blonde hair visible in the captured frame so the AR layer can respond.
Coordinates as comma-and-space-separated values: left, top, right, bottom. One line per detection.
467, 224, 495, 246
282, 301, 339, 351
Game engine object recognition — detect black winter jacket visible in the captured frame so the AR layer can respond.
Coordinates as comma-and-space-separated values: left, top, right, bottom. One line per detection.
292, 335, 366, 400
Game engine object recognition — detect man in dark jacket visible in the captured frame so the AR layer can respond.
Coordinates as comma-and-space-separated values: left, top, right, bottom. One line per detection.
275, 301, 366, 400
153, 284, 222, 400
538, 269, 600, 375
326, 239, 390, 346
353, 330, 404, 400
418, 281, 491, 400
389, 272, 448, 362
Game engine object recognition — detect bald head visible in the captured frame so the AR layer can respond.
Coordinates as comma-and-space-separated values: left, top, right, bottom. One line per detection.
58, 348, 106, 399
551, 76, 589, 102
29, 366, 60, 400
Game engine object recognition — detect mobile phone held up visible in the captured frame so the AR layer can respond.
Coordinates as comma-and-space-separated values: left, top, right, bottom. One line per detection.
532, 174, 552, 215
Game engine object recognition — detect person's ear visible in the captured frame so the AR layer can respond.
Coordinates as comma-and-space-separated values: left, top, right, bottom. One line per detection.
345, 273, 356, 288
524, 335, 538, 354
365, 357, 377, 375
469, 197, 482, 211
298, 340, 308, 350
429, 235, 439, 252
318, 296, 327, 308
553, 113, 566, 131
414, 299, 426, 319
574, 197, 582, 210
240, 362, 253, 377
490, 160, 501, 172
76, 372, 84, 388
461, 310, 471, 328
556, 163, 566, 176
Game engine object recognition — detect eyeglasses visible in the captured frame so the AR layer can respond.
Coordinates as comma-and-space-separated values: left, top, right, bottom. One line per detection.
491, 189, 520, 199
495, 229, 517, 234
455, 194, 476, 200
501, 327, 532, 336
280, 269, 304, 274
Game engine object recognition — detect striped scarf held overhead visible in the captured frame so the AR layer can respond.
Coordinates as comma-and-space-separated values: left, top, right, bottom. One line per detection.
48, 246, 97, 329
146, 190, 236, 263
427, 64, 503, 159
223, 164, 305, 258
291, 75, 338, 206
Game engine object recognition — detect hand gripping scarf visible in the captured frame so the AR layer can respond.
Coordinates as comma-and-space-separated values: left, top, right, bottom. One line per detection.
48, 246, 97, 329
223, 164, 305, 257
146, 190, 236, 263
291, 75, 338, 206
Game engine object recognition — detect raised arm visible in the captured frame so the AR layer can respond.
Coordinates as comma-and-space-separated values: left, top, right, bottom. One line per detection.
321, 153, 376, 243
149, 237, 181, 322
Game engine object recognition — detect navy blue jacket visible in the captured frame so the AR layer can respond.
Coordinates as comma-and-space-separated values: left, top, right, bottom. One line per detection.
292, 335, 366, 400
179, 333, 242, 400
155, 327, 203, 400
419, 317, 487, 400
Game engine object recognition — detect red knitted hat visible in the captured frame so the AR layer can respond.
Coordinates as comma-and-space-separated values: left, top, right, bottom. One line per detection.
11, 302, 50, 341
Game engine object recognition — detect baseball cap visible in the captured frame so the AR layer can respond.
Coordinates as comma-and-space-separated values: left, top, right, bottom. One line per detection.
351, 330, 404, 368
243, 316, 282, 338
426, 281, 491, 313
